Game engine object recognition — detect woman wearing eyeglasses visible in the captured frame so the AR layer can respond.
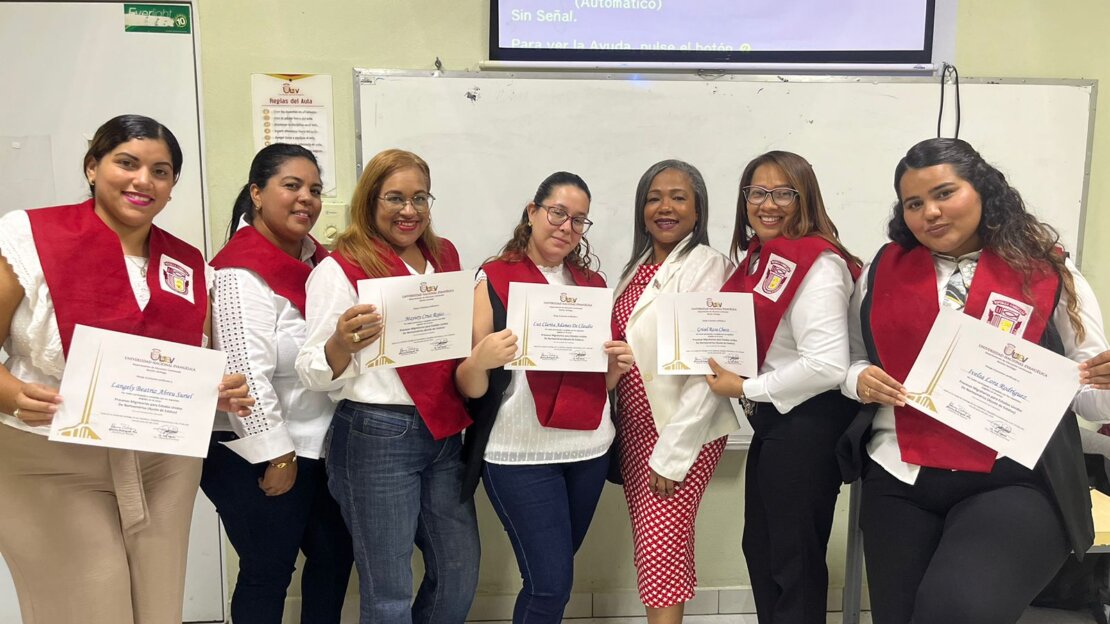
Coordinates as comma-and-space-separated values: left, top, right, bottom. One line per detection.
295, 149, 480, 624
456, 172, 633, 624
705, 151, 860, 624
839, 138, 1110, 624
612, 160, 736, 624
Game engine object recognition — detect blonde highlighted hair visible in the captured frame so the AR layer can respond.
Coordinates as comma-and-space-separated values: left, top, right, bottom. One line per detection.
335, 149, 443, 277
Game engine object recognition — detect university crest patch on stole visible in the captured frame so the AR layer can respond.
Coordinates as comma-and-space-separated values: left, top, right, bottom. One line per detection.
755, 253, 797, 302
159, 255, 195, 303
981, 291, 1034, 338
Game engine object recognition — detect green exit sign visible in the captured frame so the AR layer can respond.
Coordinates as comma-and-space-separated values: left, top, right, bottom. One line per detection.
123, 4, 191, 34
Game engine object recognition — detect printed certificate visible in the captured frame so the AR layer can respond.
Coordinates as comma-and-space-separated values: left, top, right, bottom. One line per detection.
903, 307, 1082, 469
357, 271, 473, 369
49, 325, 227, 457
656, 292, 758, 377
504, 282, 614, 373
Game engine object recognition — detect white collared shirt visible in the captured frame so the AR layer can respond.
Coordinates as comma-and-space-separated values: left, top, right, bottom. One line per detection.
741, 250, 854, 413
211, 236, 336, 462
842, 251, 1110, 484
295, 255, 432, 405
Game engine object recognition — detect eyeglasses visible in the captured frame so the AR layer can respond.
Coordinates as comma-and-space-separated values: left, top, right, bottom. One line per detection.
378, 193, 434, 213
538, 204, 593, 234
742, 186, 799, 207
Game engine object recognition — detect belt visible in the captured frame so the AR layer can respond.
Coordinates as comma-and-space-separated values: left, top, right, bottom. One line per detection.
108, 449, 150, 534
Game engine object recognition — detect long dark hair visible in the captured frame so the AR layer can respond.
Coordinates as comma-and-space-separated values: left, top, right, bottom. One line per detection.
84, 114, 183, 194
496, 171, 598, 275
733, 151, 861, 268
620, 160, 711, 282
227, 143, 319, 240
890, 138, 1084, 339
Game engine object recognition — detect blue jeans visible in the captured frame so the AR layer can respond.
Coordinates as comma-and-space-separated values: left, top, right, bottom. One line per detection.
200, 432, 353, 624
326, 401, 481, 624
482, 454, 610, 624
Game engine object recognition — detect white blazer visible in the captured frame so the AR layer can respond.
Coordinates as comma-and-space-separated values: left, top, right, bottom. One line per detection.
613, 236, 739, 481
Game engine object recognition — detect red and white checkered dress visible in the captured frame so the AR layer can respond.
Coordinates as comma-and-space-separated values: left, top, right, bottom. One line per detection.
614, 263, 728, 609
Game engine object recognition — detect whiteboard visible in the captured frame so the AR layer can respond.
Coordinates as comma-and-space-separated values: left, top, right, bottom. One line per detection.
0, 1, 209, 253
355, 71, 1094, 276
0, 3, 223, 622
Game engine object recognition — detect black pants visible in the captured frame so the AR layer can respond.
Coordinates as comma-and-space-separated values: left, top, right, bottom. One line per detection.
743, 391, 855, 624
860, 455, 1070, 624
200, 432, 354, 624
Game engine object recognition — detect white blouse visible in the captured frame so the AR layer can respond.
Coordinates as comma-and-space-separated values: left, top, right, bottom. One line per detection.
0, 210, 212, 436
295, 255, 429, 404
842, 251, 1110, 484
741, 250, 854, 413
477, 264, 615, 464
211, 237, 335, 463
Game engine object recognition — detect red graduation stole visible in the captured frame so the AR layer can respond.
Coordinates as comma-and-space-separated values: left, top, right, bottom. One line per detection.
28, 199, 208, 355
483, 256, 609, 431
721, 235, 861, 368
210, 225, 328, 318
870, 244, 1059, 472
332, 238, 472, 440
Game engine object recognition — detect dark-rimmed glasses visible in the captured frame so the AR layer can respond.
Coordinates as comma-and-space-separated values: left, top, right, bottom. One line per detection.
538, 204, 593, 234
742, 186, 799, 207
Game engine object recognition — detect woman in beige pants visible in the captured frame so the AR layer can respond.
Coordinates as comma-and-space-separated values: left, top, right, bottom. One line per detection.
0, 115, 252, 624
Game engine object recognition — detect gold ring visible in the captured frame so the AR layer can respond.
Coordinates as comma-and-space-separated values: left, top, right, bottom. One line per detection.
12, 408, 21, 420
352, 332, 361, 344
865, 387, 871, 398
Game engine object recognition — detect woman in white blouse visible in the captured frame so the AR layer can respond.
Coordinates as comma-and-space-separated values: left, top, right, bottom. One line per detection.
0, 114, 251, 624
455, 171, 633, 624
296, 149, 480, 624
204, 143, 352, 624
840, 138, 1110, 624
706, 151, 861, 624
611, 160, 736, 624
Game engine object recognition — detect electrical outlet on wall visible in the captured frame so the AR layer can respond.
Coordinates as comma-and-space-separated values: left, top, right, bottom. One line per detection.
312, 202, 349, 249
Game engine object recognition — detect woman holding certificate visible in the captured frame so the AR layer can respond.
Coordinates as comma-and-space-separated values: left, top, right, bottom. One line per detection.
456, 171, 633, 624
705, 151, 861, 624
295, 149, 480, 624
611, 160, 736, 624
0, 114, 252, 624
205, 143, 353, 624
840, 137, 1110, 624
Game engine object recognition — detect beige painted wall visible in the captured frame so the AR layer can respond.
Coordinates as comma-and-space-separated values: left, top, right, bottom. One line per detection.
196, 0, 1109, 603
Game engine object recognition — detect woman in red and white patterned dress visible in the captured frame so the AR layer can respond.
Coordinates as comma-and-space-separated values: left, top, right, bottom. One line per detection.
612, 160, 739, 624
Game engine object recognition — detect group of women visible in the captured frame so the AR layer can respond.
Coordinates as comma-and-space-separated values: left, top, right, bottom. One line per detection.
0, 114, 1108, 624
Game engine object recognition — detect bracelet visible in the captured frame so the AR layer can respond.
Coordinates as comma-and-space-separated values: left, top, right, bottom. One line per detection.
269, 455, 297, 469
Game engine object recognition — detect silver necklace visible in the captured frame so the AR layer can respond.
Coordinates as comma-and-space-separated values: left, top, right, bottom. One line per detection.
126, 256, 149, 279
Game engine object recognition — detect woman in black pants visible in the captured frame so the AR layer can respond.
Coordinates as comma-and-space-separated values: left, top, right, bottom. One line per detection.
840, 137, 1110, 624
204, 144, 352, 623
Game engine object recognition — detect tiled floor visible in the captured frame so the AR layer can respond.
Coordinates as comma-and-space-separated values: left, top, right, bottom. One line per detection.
470, 607, 1098, 623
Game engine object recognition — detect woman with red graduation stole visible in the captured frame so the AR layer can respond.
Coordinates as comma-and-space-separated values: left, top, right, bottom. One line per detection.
0, 114, 252, 624
839, 138, 1110, 624
455, 171, 633, 624
295, 149, 479, 624
612, 160, 737, 624
706, 151, 861, 624
204, 144, 353, 624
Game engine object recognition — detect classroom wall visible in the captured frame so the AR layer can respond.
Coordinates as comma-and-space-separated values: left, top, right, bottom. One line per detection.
195, 0, 1110, 608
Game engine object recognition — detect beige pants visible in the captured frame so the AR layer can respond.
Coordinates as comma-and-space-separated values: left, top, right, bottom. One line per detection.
0, 425, 202, 624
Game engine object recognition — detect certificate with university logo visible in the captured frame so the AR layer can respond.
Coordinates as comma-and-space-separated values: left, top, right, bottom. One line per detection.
49, 325, 227, 457
903, 307, 1082, 469
504, 282, 614, 373
356, 271, 473, 369
656, 292, 758, 377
